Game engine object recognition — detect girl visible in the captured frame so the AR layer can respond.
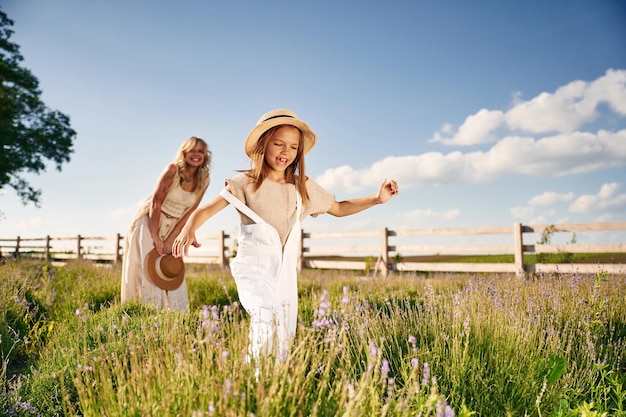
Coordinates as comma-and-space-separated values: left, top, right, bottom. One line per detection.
121, 136, 211, 311
172, 109, 398, 358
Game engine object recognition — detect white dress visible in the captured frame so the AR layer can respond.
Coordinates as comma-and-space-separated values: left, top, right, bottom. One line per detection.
120, 178, 199, 310
220, 188, 302, 360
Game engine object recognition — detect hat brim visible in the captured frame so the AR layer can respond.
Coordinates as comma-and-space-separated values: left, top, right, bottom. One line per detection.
145, 248, 185, 291
244, 117, 317, 158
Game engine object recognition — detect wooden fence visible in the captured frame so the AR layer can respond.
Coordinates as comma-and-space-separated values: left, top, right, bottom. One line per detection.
1, 222, 625, 276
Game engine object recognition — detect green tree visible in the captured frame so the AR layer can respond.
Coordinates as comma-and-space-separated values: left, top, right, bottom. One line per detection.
0, 8, 76, 207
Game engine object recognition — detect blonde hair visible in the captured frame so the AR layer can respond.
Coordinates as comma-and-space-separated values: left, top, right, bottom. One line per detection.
245, 125, 309, 205
174, 136, 211, 193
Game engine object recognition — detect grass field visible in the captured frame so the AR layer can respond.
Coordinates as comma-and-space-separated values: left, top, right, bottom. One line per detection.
1, 259, 625, 416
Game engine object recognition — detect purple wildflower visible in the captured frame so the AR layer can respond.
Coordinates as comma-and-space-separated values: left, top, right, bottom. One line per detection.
201, 305, 211, 320
210, 305, 219, 319
381, 359, 390, 379
223, 378, 232, 394
443, 405, 455, 417
369, 340, 378, 356
422, 362, 430, 385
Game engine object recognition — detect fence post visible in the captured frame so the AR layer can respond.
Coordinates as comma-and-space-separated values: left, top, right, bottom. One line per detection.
115, 233, 122, 265
298, 229, 305, 273
15, 236, 21, 260
77, 235, 82, 260
513, 223, 524, 277
379, 227, 389, 277
218, 230, 226, 268
45, 235, 51, 263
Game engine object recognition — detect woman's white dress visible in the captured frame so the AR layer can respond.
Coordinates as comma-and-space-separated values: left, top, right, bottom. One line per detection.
120, 177, 199, 310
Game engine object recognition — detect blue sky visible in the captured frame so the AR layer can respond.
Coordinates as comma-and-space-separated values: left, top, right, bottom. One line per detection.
2, 0, 626, 249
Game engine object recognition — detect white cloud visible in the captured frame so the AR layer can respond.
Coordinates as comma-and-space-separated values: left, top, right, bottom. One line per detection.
430, 109, 504, 145
317, 71, 626, 196
555, 216, 570, 224
528, 191, 575, 206
428, 69, 626, 145
341, 218, 373, 231
404, 208, 460, 223
14, 217, 44, 231
429, 123, 454, 143
595, 213, 614, 222
509, 183, 625, 225
506, 69, 626, 133
511, 206, 535, 220
569, 182, 626, 213
111, 205, 138, 220
505, 80, 597, 133
316, 129, 626, 191
587, 68, 626, 115
510, 206, 556, 225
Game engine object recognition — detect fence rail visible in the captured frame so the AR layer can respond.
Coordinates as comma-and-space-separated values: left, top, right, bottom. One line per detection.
1, 221, 625, 276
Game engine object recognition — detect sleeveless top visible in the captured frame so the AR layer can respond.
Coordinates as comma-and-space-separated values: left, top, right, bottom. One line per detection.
161, 181, 198, 218
127, 171, 207, 234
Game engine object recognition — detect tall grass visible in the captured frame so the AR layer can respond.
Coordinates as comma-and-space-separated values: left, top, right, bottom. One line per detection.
1, 259, 625, 416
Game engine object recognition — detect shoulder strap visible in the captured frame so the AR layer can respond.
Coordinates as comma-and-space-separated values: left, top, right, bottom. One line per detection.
219, 188, 266, 224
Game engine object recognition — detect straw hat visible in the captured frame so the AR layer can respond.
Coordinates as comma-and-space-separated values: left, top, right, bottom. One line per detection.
145, 248, 185, 291
244, 109, 317, 157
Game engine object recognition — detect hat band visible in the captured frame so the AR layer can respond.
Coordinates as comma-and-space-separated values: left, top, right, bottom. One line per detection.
155, 256, 173, 281
262, 114, 295, 123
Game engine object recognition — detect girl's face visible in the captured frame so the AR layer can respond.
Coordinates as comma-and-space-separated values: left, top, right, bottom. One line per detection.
185, 142, 206, 167
264, 125, 300, 180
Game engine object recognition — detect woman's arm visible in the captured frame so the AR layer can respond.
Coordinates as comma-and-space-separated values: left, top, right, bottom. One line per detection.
149, 164, 176, 254
172, 194, 230, 257
327, 179, 398, 217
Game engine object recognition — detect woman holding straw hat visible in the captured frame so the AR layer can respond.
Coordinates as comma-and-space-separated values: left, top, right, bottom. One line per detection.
121, 136, 211, 310
172, 109, 398, 359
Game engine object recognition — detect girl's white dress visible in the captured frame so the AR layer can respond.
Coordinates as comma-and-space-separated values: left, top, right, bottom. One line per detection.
225, 173, 335, 359
120, 175, 200, 310
220, 188, 302, 360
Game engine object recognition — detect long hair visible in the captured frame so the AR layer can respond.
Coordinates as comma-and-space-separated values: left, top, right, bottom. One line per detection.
245, 125, 309, 205
174, 136, 211, 192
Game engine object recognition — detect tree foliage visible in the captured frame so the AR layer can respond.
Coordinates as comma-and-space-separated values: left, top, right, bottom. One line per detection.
0, 8, 76, 206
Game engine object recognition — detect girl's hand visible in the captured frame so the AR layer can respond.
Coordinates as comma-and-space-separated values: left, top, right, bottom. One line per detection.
162, 237, 176, 255
377, 179, 399, 204
172, 231, 201, 258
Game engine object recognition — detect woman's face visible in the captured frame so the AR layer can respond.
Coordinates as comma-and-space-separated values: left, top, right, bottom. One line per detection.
185, 142, 206, 167
264, 125, 300, 179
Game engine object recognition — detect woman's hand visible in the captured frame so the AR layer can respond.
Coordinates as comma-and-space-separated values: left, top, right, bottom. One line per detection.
172, 230, 201, 258
154, 238, 166, 255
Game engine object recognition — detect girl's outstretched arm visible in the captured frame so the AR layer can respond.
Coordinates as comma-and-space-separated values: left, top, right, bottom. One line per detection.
327, 179, 398, 217
163, 187, 208, 254
172, 195, 229, 257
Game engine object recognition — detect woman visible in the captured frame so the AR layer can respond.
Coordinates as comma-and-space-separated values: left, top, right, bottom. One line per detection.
121, 136, 211, 310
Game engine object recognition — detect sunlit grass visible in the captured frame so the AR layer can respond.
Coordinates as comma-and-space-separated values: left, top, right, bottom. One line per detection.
1, 260, 625, 416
